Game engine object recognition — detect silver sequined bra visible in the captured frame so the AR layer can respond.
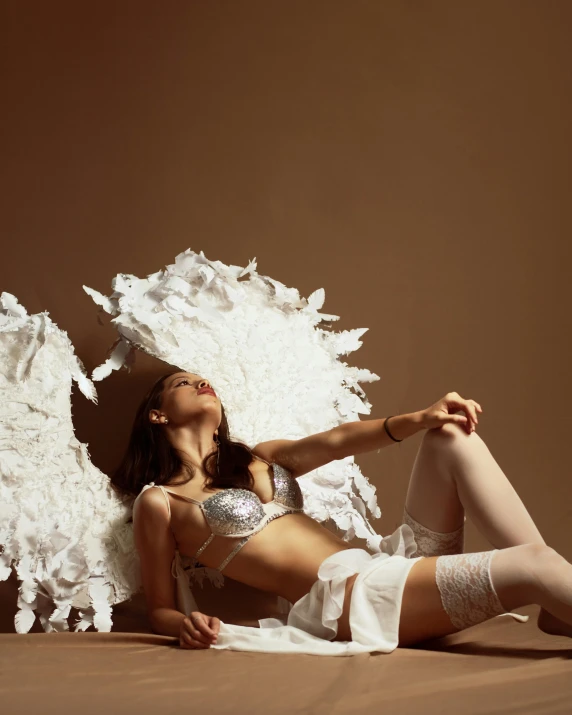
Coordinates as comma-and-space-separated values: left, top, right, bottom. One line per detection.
144, 462, 305, 573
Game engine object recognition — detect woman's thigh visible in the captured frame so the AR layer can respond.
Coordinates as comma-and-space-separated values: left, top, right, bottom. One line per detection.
398, 556, 461, 646
334, 558, 457, 645
405, 426, 465, 533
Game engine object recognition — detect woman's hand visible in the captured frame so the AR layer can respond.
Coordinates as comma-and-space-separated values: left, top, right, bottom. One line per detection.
179, 611, 221, 649
420, 392, 482, 434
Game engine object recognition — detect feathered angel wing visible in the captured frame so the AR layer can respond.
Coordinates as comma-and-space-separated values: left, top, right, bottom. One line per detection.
0, 293, 142, 633
84, 249, 385, 562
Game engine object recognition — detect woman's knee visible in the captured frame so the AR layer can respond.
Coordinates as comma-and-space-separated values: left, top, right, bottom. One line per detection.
419, 423, 468, 463
490, 543, 557, 610
424, 422, 461, 439
422, 421, 476, 448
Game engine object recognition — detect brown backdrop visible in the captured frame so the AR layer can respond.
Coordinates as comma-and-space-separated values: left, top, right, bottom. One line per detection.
1, 0, 571, 634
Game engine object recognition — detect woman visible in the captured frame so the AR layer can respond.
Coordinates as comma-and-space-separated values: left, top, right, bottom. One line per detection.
117, 370, 571, 653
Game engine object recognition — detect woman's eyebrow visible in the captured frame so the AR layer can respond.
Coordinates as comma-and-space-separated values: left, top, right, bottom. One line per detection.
169, 374, 201, 387
169, 374, 187, 386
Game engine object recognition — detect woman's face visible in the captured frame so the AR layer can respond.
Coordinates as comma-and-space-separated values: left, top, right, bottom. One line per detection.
151, 372, 221, 429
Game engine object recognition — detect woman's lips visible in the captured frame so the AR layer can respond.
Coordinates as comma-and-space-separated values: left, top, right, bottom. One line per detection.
197, 388, 216, 397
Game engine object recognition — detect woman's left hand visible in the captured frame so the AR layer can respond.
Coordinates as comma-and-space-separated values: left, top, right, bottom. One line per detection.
420, 392, 482, 434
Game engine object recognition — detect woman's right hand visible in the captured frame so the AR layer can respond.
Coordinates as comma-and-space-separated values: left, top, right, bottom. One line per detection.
420, 392, 481, 434
179, 611, 221, 649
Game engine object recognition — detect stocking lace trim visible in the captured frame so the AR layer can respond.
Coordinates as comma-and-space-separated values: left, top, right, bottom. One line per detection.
402, 506, 465, 557
435, 550, 507, 630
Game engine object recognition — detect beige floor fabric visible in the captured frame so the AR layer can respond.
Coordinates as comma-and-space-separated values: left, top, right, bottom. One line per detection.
2, 572, 572, 714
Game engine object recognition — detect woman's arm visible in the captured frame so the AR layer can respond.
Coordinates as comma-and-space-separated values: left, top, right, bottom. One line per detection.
333, 411, 425, 457
254, 391, 481, 478
252, 412, 425, 478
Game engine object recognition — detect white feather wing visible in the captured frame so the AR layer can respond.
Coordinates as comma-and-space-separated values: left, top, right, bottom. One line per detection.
0, 293, 142, 634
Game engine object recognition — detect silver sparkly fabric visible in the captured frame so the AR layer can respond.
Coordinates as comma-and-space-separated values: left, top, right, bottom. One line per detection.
202, 488, 266, 536
272, 462, 305, 510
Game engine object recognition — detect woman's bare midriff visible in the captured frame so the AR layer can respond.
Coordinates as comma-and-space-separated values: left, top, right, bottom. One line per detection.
164, 461, 360, 642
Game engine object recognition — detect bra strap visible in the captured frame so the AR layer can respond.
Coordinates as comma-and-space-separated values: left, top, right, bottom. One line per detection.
145, 484, 172, 519
194, 533, 215, 558
217, 535, 251, 572
161, 487, 204, 506
155, 485, 172, 519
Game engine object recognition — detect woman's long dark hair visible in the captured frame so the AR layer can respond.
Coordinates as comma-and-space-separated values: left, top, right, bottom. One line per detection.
111, 370, 256, 500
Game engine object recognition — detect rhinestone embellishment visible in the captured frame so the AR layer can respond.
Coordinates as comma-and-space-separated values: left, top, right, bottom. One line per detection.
202, 489, 266, 536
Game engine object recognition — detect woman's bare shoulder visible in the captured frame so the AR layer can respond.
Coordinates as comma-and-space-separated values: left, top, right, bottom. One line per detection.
133, 485, 169, 513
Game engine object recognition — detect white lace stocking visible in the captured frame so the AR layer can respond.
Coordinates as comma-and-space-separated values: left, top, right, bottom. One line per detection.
434, 550, 508, 629
402, 505, 465, 557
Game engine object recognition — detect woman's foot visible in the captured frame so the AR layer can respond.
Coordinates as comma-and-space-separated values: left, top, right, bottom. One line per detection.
537, 606, 572, 637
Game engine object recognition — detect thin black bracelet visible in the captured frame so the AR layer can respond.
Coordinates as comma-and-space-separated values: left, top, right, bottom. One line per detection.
383, 416, 403, 443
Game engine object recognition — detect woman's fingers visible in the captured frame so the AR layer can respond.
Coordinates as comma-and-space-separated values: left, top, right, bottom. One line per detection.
179, 613, 221, 649
181, 630, 208, 649
424, 395, 484, 433
189, 627, 210, 645
208, 616, 221, 636
449, 396, 482, 431
463, 400, 482, 432
189, 614, 218, 644
469, 400, 481, 425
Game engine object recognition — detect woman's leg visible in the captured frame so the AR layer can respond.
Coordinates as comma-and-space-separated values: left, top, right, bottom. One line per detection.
399, 422, 567, 637
399, 543, 565, 646
403, 422, 546, 548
